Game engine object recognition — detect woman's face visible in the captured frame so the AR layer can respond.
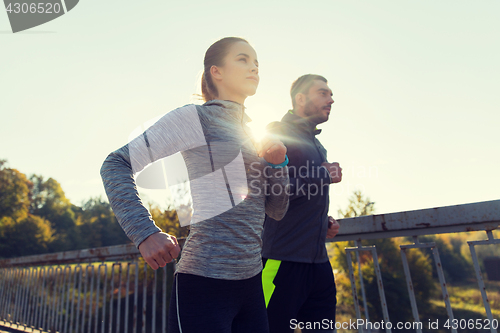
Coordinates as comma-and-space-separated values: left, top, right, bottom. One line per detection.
214, 41, 259, 101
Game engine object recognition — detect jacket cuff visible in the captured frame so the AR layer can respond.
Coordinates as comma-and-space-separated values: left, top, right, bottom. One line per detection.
130, 224, 162, 249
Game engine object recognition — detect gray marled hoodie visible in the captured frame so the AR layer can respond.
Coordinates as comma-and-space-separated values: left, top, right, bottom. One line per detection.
100, 100, 289, 280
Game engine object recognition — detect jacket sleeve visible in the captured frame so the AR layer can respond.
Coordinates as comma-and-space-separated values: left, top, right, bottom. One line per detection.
100, 105, 206, 248
286, 146, 331, 202
267, 122, 331, 202
264, 166, 290, 221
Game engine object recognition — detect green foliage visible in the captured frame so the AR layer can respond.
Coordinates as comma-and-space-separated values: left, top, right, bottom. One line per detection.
0, 160, 133, 257
29, 175, 75, 228
417, 234, 475, 283
337, 190, 375, 218
0, 214, 53, 258
453, 230, 500, 271
365, 266, 413, 323
75, 197, 130, 249
0, 160, 32, 220
148, 202, 190, 239
446, 281, 500, 317
0, 161, 56, 258
144, 183, 192, 239
0, 159, 193, 259
29, 175, 79, 251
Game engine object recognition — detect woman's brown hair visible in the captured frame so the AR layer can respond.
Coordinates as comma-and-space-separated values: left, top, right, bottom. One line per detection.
201, 37, 249, 102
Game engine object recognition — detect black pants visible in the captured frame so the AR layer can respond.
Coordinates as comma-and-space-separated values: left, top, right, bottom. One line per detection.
168, 272, 269, 333
262, 259, 337, 333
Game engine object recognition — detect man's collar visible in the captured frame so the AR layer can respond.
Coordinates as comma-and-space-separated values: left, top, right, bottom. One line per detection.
282, 110, 322, 135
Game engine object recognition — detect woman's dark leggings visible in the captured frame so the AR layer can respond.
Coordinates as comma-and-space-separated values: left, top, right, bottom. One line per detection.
168, 272, 269, 333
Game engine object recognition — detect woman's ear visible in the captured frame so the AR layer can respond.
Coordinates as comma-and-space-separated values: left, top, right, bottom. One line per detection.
210, 65, 223, 83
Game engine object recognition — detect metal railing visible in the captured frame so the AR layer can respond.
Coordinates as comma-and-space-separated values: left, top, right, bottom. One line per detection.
333, 199, 500, 333
0, 199, 499, 333
0, 244, 177, 333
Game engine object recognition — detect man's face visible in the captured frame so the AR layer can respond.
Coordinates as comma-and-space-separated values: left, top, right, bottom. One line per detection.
303, 80, 334, 125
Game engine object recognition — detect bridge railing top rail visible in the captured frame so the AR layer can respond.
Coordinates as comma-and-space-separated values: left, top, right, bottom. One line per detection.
1, 199, 499, 267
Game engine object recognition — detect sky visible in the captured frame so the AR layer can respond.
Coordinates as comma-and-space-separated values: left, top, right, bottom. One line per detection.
1, 0, 499, 218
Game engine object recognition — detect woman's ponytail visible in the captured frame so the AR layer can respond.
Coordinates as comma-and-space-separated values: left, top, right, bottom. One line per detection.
201, 72, 215, 102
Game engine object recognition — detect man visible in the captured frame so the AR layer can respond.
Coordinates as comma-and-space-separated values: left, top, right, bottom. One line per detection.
262, 74, 342, 333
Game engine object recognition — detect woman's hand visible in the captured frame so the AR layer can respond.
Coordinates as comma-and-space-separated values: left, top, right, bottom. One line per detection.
258, 135, 287, 165
138, 232, 181, 270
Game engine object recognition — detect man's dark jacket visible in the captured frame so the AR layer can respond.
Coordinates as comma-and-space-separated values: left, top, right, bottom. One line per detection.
262, 111, 332, 263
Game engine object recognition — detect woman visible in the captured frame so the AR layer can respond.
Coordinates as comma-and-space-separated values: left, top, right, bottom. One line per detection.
100, 37, 290, 332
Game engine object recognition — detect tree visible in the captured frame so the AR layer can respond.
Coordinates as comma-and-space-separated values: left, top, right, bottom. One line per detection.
418, 234, 474, 283
0, 159, 32, 220
29, 175, 79, 251
331, 190, 376, 273
148, 202, 190, 239
0, 214, 53, 258
145, 183, 192, 239
0, 160, 55, 258
76, 197, 130, 248
337, 189, 375, 218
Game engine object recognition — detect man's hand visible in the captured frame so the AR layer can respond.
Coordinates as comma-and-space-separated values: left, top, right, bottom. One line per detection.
138, 232, 181, 270
258, 135, 287, 165
321, 162, 342, 183
326, 216, 340, 239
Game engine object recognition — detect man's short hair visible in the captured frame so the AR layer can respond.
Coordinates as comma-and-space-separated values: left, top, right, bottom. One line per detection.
290, 74, 327, 109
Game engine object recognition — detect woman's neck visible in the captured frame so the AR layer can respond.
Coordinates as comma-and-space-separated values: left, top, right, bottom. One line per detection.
216, 89, 247, 106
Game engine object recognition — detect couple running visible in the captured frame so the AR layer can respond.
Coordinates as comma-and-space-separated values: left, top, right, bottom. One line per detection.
100, 37, 342, 333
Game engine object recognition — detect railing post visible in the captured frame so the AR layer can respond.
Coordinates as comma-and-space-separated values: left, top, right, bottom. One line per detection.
432, 246, 455, 330
101, 263, 108, 333
13, 268, 23, 327
124, 262, 133, 333
162, 265, 168, 333
0, 269, 7, 321
73, 265, 83, 333
346, 247, 363, 333
18, 268, 29, 329
49, 266, 62, 332
94, 264, 103, 333
370, 248, 390, 329
35, 267, 46, 330
108, 263, 116, 333
63, 265, 72, 333
116, 263, 124, 333
81, 264, 90, 333
59, 265, 71, 332
400, 236, 456, 333
399, 247, 421, 332
346, 243, 391, 333
355, 241, 370, 325
133, 261, 139, 333
142, 262, 147, 333
468, 230, 500, 333
152, 267, 157, 333
86, 264, 96, 333
28, 267, 39, 330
